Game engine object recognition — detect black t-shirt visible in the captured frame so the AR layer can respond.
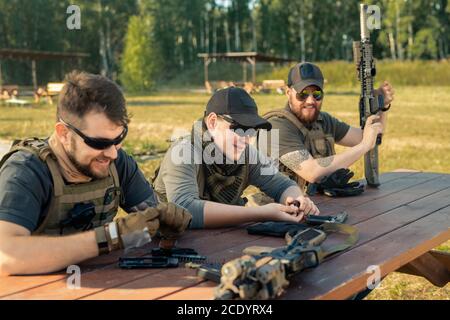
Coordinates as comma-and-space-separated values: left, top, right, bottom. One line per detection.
0, 148, 156, 232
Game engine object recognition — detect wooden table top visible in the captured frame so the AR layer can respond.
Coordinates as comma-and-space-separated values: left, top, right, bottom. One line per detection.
1, 171, 449, 300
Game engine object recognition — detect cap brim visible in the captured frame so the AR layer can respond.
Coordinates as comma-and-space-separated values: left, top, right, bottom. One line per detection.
292, 79, 323, 92
229, 113, 272, 130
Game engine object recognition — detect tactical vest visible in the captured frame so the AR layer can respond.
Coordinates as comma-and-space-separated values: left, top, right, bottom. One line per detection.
263, 107, 336, 189
0, 138, 121, 235
153, 136, 250, 206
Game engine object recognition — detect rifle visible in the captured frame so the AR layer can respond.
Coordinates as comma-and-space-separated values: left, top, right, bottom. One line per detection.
119, 247, 206, 269
214, 224, 358, 300
353, 4, 384, 187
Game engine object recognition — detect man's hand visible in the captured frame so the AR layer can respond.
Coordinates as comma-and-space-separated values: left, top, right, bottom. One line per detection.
157, 203, 192, 238
113, 207, 161, 250
286, 196, 320, 216
257, 203, 305, 223
361, 115, 384, 151
377, 80, 395, 107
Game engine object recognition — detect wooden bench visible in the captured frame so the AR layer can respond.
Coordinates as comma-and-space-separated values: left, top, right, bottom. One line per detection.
34, 82, 64, 105
0, 85, 19, 100
0, 170, 448, 300
204, 81, 236, 94
260, 80, 286, 94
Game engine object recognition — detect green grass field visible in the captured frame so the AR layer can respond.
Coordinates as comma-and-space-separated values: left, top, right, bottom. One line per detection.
0, 85, 449, 299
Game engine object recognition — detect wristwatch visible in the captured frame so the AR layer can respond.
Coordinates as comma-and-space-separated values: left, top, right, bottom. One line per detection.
94, 226, 110, 255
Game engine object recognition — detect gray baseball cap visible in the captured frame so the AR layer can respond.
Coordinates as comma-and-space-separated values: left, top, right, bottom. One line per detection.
287, 62, 324, 92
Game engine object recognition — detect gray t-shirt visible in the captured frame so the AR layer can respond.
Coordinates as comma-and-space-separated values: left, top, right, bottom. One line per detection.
153, 138, 297, 229
0, 148, 157, 232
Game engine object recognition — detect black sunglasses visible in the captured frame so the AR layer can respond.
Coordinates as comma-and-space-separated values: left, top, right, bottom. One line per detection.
296, 89, 324, 101
217, 115, 257, 138
59, 118, 128, 150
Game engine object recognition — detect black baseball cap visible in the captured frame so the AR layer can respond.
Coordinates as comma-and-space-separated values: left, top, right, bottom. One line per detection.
205, 87, 272, 130
288, 62, 324, 92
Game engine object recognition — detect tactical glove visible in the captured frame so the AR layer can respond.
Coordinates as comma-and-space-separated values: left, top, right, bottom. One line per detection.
94, 203, 191, 254
157, 202, 192, 239
307, 169, 364, 197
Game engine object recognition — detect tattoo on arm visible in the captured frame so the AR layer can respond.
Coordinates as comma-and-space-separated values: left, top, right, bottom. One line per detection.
317, 156, 334, 168
279, 149, 311, 172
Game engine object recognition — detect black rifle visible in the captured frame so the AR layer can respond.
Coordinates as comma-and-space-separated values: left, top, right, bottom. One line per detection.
119, 248, 206, 269
353, 4, 383, 187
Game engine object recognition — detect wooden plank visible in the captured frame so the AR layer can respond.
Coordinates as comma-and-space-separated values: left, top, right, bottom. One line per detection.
340, 174, 450, 224
162, 185, 450, 300
158, 281, 216, 300
0, 226, 240, 298
397, 251, 450, 287
318, 172, 440, 209
1, 227, 275, 300
81, 174, 448, 298
78, 175, 442, 297
80, 235, 285, 300
284, 200, 450, 299
311, 172, 446, 225
307, 171, 422, 208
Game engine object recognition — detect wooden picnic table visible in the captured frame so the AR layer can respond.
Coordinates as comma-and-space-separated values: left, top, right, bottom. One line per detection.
1, 171, 449, 300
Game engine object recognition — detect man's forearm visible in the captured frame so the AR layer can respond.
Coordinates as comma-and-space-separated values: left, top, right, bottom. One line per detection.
279, 185, 303, 204
203, 201, 262, 228
0, 231, 99, 275
310, 143, 367, 181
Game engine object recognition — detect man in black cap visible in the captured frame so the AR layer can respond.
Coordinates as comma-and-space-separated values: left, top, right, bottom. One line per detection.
263, 62, 394, 194
153, 87, 320, 228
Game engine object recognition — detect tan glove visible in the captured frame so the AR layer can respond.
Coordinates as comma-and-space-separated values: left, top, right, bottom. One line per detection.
157, 202, 192, 238
94, 207, 161, 253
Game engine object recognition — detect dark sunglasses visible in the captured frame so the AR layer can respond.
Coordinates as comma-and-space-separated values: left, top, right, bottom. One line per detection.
217, 115, 257, 138
296, 89, 324, 101
59, 118, 128, 150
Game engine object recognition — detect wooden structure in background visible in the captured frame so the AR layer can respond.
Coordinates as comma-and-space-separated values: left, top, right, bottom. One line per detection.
198, 52, 295, 93
0, 49, 89, 90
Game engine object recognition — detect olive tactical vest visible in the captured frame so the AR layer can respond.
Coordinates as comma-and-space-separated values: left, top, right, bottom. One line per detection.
0, 138, 121, 235
263, 108, 336, 189
153, 134, 250, 206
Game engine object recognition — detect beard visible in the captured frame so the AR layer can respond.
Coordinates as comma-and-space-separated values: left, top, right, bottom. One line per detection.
67, 145, 110, 180
291, 103, 321, 126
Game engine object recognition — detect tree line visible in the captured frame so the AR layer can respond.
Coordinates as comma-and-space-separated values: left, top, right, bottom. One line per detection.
0, 0, 448, 89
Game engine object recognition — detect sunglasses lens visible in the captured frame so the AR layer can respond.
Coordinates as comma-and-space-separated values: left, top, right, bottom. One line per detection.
85, 140, 114, 150
84, 130, 127, 150
297, 90, 323, 101
297, 92, 309, 101
312, 90, 323, 100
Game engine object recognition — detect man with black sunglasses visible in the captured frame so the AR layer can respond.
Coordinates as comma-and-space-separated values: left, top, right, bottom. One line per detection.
263, 62, 394, 195
153, 87, 319, 229
0, 71, 191, 275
